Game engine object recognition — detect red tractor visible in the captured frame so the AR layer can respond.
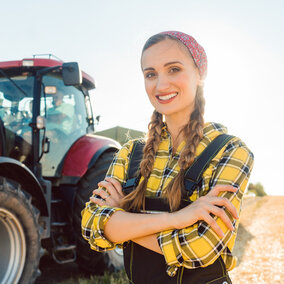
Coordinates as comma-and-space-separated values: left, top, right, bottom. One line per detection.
0, 56, 123, 283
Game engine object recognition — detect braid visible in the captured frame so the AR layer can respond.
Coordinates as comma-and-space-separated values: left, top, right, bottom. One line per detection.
165, 86, 205, 211
122, 87, 205, 212
122, 110, 163, 211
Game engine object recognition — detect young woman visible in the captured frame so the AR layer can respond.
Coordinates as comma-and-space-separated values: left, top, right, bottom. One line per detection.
81, 31, 254, 283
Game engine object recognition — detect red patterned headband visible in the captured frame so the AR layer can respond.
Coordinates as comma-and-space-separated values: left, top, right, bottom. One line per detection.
160, 31, 207, 79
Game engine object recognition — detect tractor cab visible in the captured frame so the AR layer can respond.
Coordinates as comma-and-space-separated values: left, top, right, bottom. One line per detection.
0, 57, 95, 177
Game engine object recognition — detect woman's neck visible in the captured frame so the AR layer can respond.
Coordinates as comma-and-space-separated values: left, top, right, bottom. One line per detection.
165, 114, 189, 152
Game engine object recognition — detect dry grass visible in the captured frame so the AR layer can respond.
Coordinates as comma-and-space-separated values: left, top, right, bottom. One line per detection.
229, 196, 284, 284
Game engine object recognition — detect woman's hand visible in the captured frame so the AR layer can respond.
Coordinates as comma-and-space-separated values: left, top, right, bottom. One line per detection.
90, 177, 124, 208
170, 185, 239, 238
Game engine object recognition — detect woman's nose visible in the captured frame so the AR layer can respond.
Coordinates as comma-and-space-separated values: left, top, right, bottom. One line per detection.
155, 74, 170, 92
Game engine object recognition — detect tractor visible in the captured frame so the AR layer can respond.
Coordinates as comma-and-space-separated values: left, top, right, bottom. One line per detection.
0, 55, 123, 284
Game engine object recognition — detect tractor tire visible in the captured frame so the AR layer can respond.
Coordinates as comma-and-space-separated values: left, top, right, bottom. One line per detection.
73, 150, 124, 275
0, 177, 42, 284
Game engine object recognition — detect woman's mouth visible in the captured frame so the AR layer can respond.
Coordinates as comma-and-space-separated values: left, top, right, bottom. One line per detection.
156, 92, 178, 104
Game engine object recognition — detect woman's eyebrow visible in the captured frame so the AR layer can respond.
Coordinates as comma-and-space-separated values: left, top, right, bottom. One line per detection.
143, 67, 155, 72
143, 61, 183, 72
164, 61, 183, 67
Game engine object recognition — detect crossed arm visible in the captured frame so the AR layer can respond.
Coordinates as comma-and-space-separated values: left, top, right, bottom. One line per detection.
90, 179, 238, 254
81, 138, 253, 268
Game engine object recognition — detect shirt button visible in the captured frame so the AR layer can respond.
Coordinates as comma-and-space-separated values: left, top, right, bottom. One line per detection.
222, 281, 228, 284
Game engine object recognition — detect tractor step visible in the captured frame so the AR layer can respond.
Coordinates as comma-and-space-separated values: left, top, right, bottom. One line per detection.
55, 244, 76, 252
52, 244, 77, 264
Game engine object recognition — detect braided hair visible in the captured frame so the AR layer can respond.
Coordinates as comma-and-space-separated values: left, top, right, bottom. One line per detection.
122, 33, 205, 212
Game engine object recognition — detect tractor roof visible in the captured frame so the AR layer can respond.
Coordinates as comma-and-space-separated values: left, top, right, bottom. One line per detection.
0, 58, 95, 90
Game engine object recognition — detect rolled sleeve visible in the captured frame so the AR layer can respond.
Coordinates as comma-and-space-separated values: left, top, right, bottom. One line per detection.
158, 137, 254, 275
81, 201, 125, 251
81, 140, 135, 251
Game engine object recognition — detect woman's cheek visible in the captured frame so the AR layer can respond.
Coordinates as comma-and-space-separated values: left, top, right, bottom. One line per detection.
145, 82, 155, 101
146, 92, 156, 108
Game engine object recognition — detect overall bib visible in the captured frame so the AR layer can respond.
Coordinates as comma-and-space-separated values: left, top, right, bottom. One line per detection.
122, 135, 233, 284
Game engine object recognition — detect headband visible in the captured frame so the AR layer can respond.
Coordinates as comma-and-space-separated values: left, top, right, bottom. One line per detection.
159, 31, 207, 79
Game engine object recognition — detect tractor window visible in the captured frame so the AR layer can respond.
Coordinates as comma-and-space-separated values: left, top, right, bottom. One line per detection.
0, 74, 34, 164
41, 74, 89, 177
0, 75, 34, 135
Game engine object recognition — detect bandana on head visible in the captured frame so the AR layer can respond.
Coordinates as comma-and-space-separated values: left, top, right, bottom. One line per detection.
159, 31, 207, 80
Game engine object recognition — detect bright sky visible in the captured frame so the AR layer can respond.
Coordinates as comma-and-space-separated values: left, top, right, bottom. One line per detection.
1, 0, 284, 195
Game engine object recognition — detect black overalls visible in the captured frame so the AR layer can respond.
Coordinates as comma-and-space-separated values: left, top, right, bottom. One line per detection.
122, 135, 233, 284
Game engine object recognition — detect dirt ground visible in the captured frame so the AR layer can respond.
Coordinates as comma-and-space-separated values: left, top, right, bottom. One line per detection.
36, 196, 284, 284
229, 196, 284, 284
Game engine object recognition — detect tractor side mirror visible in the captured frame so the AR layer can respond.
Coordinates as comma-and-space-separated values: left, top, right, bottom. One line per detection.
62, 62, 82, 86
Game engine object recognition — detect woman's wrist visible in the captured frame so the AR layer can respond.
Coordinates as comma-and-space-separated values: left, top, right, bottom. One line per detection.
167, 211, 184, 230
160, 211, 173, 230
168, 208, 197, 230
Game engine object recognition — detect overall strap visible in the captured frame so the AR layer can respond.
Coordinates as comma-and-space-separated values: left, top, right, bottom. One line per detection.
122, 140, 145, 195
184, 134, 234, 195
122, 134, 234, 198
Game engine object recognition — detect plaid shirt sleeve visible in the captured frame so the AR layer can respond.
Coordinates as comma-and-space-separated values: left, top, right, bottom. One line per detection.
81, 140, 134, 251
157, 137, 254, 275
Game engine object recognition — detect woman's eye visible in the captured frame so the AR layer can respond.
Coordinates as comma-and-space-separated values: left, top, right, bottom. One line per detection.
145, 72, 156, 79
169, 67, 180, 73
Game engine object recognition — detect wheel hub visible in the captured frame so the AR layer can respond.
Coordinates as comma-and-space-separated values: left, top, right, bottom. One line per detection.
0, 208, 26, 284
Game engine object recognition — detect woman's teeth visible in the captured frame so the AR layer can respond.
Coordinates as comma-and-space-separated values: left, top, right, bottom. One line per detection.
158, 93, 177, 100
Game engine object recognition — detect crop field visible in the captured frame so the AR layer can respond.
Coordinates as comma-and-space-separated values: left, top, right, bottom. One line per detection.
35, 196, 284, 284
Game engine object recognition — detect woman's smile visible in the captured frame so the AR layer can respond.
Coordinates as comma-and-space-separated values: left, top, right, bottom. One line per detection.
156, 92, 178, 103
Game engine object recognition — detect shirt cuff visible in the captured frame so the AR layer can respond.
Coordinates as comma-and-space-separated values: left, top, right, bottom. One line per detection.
88, 203, 124, 251
157, 229, 183, 276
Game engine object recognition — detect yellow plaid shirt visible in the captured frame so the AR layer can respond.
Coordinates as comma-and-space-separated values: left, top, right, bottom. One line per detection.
81, 122, 254, 276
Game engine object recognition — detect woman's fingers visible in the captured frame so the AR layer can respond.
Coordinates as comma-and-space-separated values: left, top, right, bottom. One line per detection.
92, 188, 109, 199
207, 205, 234, 231
91, 178, 123, 208
202, 214, 225, 238
90, 196, 106, 206
105, 177, 124, 197
90, 192, 116, 207
210, 196, 239, 219
207, 185, 238, 197
98, 180, 120, 200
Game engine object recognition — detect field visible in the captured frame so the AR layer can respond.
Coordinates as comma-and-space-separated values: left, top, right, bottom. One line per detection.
35, 196, 284, 284
229, 196, 284, 283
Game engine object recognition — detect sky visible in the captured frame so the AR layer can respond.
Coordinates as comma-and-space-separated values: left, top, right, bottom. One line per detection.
1, 0, 284, 195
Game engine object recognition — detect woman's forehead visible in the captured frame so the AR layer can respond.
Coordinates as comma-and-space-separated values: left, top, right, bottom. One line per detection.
141, 39, 193, 68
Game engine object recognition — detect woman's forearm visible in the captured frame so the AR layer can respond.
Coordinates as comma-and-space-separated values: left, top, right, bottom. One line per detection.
104, 211, 172, 243
104, 186, 238, 243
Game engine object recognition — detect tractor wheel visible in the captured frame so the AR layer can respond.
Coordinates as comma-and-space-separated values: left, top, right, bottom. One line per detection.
73, 150, 124, 274
0, 177, 42, 284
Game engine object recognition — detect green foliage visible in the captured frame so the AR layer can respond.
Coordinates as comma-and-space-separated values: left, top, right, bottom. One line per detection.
247, 182, 267, 196
58, 271, 128, 284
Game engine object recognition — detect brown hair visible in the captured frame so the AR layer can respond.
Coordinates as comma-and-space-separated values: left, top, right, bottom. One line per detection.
122, 34, 205, 212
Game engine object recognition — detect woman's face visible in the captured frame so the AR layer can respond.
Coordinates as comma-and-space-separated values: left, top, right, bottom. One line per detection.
141, 39, 201, 120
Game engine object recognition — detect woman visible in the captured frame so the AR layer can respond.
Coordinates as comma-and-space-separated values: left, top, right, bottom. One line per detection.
81, 31, 254, 283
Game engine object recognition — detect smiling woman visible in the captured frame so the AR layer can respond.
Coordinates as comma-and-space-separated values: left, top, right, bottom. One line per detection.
81, 31, 254, 284
141, 38, 202, 148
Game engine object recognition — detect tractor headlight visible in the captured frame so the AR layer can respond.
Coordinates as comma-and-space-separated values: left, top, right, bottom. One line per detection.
22, 60, 34, 67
